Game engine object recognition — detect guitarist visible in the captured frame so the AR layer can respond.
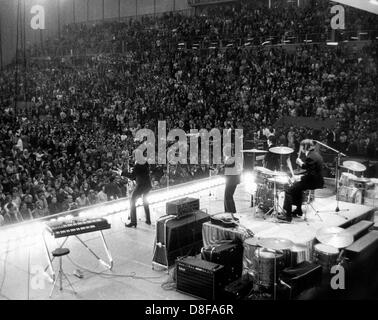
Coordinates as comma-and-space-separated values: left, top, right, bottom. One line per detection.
221, 145, 242, 221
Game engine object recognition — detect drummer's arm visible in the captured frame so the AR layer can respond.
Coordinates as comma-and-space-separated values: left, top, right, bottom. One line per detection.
287, 157, 295, 177
299, 156, 316, 170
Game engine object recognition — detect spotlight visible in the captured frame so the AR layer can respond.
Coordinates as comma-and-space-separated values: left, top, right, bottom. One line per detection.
242, 171, 257, 193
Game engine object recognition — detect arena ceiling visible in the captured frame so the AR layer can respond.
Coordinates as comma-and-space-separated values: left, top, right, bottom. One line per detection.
332, 0, 378, 14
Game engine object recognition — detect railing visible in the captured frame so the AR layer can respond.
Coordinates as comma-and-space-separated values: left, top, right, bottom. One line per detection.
25, 27, 378, 60
188, 0, 237, 5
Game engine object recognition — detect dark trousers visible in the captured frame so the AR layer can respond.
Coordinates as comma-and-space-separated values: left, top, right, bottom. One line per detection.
129, 184, 151, 224
224, 181, 238, 213
284, 177, 323, 216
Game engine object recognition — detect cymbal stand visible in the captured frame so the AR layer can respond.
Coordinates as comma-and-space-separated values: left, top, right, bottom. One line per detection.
312, 140, 349, 219
264, 176, 283, 221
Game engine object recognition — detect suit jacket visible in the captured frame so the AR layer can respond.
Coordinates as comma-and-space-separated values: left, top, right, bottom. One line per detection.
123, 163, 152, 189
300, 150, 324, 188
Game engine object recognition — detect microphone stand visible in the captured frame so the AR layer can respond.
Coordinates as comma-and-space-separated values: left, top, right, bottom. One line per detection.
313, 140, 349, 218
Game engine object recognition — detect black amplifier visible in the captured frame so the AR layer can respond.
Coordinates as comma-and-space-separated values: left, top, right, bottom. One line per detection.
153, 210, 210, 267
201, 242, 243, 284
166, 197, 200, 218
176, 256, 224, 300
280, 261, 322, 298
223, 275, 254, 300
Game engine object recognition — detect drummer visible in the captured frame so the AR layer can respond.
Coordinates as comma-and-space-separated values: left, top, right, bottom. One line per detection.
264, 135, 293, 173
279, 139, 324, 222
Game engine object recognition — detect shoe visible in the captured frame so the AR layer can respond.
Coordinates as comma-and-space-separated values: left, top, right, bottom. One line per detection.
125, 223, 137, 228
292, 208, 303, 217
277, 215, 292, 223
145, 220, 151, 225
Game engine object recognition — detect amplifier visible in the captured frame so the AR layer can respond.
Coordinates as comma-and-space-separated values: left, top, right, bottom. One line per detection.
201, 242, 243, 284
166, 197, 200, 218
152, 210, 210, 267
176, 256, 224, 300
280, 261, 322, 298
223, 275, 254, 300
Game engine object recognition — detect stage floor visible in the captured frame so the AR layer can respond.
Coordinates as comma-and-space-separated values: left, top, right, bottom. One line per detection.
0, 181, 376, 300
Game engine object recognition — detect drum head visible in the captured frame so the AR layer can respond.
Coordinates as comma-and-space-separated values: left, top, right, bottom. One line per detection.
255, 248, 283, 259
314, 243, 339, 255
245, 237, 259, 246
255, 167, 273, 175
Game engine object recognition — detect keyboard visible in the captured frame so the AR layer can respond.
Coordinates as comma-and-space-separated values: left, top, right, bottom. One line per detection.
46, 218, 111, 238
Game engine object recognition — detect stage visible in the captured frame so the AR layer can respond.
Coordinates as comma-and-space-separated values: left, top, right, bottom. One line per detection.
0, 178, 377, 300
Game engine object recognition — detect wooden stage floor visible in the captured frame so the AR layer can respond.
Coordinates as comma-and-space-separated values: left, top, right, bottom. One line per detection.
0, 180, 376, 300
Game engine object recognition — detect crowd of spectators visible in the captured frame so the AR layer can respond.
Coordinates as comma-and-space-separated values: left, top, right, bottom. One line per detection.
1, 1, 377, 226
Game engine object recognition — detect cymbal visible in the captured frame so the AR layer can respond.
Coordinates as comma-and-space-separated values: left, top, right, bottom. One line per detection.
242, 149, 268, 153
254, 166, 273, 174
342, 161, 366, 172
316, 226, 354, 249
269, 146, 294, 155
351, 177, 370, 183
256, 238, 294, 251
271, 171, 288, 176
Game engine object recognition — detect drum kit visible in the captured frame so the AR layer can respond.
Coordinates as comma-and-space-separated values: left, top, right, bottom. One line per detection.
244, 146, 296, 220
244, 225, 354, 299
314, 226, 354, 272
338, 160, 376, 205
245, 236, 295, 299
245, 236, 313, 299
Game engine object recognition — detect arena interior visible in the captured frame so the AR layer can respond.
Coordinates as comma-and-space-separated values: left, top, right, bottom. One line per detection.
0, 0, 378, 301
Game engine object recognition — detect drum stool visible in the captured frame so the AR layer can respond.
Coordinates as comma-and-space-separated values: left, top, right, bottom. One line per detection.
304, 189, 323, 222
50, 248, 77, 298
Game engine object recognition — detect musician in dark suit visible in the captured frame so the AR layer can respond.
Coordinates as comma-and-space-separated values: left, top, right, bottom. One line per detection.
122, 160, 152, 228
279, 139, 324, 222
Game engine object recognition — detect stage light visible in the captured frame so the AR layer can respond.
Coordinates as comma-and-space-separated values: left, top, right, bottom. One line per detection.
242, 172, 257, 193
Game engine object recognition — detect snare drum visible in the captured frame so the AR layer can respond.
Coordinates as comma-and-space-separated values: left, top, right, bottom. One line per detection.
339, 172, 357, 187
253, 248, 286, 288
313, 243, 339, 272
254, 166, 274, 184
268, 175, 290, 190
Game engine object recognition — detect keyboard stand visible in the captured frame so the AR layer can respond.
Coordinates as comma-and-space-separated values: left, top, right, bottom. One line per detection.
43, 230, 113, 281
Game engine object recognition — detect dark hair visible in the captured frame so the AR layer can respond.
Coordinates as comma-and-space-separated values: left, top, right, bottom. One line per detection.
268, 135, 277, 145
301, 139, 315, 151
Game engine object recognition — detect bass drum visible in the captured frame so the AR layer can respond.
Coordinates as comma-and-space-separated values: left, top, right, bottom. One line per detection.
255, 184, 285, 214
255, 184, 274, 213
337, 186, 363, 204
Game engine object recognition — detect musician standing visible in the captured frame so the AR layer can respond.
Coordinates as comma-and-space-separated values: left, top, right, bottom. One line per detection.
223, 145, 242, 221
279, 139, 324, 222
122, 158, 152, 228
